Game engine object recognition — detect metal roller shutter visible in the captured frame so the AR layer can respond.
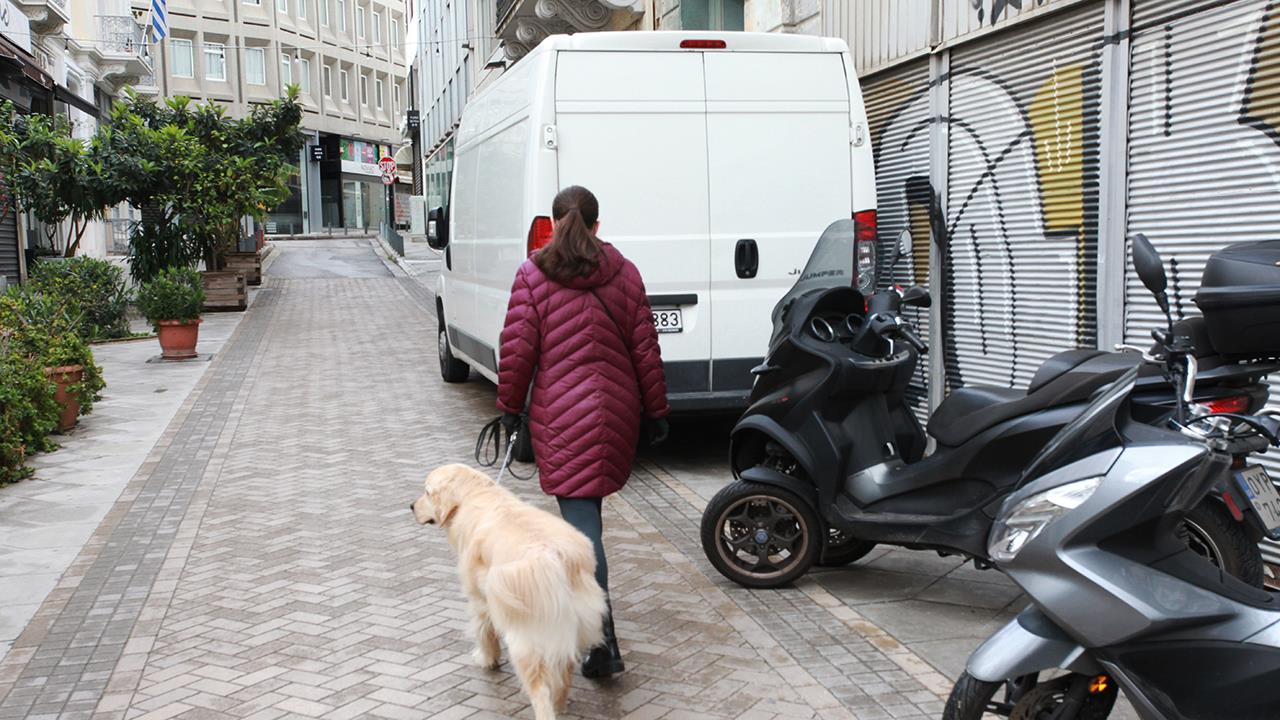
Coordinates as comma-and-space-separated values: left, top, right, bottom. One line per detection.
863, 58, 934, 415
1125, 0, 1280, 569
944, 3, 1104, 391
0, 212, 18, 287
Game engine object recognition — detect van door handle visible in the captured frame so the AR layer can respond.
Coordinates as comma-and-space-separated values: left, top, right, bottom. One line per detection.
735, 238, 758, 279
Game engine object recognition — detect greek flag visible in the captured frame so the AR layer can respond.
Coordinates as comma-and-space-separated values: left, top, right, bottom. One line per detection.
150, 0, 168, 41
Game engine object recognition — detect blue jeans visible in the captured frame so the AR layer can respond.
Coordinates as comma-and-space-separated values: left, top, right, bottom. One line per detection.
556, 497, 608, 592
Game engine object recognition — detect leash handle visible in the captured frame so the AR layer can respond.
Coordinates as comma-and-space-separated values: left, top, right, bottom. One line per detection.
496, 429, 517, 485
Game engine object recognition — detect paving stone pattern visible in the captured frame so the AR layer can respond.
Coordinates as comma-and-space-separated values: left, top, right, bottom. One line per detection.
0, 244, 950, 719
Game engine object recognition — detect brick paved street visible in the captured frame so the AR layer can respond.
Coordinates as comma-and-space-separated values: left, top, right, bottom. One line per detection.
0, 239, 976, 719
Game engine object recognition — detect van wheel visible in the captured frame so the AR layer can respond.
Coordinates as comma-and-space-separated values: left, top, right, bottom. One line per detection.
701, 479, 820, 589
437, 314, 470, 384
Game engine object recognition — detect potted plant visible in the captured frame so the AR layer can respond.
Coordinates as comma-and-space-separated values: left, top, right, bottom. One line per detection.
137, 267, 205, 360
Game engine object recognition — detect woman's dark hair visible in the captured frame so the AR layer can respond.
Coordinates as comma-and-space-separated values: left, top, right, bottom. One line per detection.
535, 185, 601, 283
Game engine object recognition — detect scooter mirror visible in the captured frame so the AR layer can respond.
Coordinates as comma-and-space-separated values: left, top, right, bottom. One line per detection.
1131, 233, 1167, 296
902, 286, 932, 308
889, 229, 908, 269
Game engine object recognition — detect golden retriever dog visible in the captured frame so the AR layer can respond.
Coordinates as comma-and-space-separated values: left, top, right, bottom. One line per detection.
411, 464, 606, 720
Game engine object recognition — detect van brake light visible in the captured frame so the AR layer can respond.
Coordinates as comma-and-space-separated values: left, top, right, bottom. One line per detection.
854, 210, 877, 294
527, 216, 554, 256
680, 39, 727, 49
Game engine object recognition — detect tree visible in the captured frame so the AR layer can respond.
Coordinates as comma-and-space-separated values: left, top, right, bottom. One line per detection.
99, 89, 305, 280
0, 101, 115, 258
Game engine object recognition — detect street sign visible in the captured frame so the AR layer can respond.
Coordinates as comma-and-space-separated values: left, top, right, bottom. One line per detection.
407, 110, 420, 131
379, 156, 397, 186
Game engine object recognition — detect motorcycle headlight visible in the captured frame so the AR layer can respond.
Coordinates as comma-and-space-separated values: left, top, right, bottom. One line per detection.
988, 477, 1102, 563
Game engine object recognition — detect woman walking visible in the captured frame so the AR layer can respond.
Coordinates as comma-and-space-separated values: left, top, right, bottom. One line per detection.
496, 185, 670, 678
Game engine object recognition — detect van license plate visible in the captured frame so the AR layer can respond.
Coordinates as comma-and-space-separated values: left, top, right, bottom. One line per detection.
1235, 465, 1280, 533
652, 308, 683, 334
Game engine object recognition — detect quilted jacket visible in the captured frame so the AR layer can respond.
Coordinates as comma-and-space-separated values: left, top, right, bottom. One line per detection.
497, 243, 670, 498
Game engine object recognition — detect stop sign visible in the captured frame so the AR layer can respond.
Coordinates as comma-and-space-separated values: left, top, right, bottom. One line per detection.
379, 156, 397, 185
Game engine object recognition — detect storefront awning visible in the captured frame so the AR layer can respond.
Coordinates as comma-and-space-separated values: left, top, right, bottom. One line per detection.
54, 84, 99, 118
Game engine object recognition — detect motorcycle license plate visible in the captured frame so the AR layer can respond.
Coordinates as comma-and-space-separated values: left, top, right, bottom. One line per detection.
652, 307, 683, 334
1235, 465, 1280, 533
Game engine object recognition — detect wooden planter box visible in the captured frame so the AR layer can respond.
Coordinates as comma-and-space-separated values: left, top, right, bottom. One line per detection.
224, 252, 262, 286
202, 270, 247, 312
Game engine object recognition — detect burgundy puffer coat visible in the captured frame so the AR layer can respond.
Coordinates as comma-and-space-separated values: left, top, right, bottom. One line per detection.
497, 243, 670, 498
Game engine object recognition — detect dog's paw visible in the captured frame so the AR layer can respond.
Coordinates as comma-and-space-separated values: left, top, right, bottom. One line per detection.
471, 648, 500, 671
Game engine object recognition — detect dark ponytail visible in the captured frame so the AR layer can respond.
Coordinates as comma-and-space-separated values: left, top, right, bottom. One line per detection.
534, 185, 601, 284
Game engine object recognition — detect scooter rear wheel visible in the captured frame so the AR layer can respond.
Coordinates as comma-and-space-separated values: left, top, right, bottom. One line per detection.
701, 480, 820, 589
943, 671, 1117, 720
819, 528, 877, 567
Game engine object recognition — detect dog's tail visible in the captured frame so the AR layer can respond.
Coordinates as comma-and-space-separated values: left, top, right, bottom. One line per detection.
485, 544, 607, 662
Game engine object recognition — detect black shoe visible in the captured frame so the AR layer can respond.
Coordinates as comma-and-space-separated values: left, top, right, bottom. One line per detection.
581, 604, 624, 679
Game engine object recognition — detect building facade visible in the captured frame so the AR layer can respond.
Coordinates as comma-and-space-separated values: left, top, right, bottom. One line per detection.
0, 0, 152, 283
150, 0, 410, 235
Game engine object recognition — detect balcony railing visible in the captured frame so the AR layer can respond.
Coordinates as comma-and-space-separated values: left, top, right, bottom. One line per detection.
98, 15, 148, 59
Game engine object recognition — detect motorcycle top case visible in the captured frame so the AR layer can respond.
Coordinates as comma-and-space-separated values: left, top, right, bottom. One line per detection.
1194, 239, 1280, 359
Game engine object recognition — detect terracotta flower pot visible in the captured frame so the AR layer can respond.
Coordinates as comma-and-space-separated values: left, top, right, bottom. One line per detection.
43, 365, 84, 433
157, 319, 201, 360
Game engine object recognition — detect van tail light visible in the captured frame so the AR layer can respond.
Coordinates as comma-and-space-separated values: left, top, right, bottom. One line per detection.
854, 209, 877, 294
680, 39, 727, 49
527, 215, 553, 256
1203, 395, 1252, 415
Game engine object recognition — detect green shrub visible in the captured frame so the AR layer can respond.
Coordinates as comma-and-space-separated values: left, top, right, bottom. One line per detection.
28, 256, 132, 341
0, 287, 105, 416
136, 267, 204, 325
0, 336, 59, 484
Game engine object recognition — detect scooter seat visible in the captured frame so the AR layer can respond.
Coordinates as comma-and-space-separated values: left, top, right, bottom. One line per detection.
928, 349, 1138, 447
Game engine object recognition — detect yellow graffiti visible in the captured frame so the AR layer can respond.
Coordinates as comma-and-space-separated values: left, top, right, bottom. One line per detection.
1029, 62, 1086, 233
1242, 1, 1280, 139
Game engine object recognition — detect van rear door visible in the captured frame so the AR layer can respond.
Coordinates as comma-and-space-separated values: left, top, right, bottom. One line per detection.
555, 51, 714, 398
704, 52, 855, 394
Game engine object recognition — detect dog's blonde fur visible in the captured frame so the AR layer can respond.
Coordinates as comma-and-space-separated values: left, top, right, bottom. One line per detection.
412, 464, 606, 719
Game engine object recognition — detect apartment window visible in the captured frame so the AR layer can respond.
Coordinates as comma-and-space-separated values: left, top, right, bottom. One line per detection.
339, 69, 349, 102
204, 42, 227, 81
375, 77, 383, 109
393, 83, 400, 113
359, 74, 368, 105
319, 0, 328, 24
337, 0, 346, 31
245, 47, 266, 85
171, 38, 194, 78
372, 11, 381, 43
680, 0, 745, 31
322, 65, 332, 97
281, 53, 292, 86
356, 6, 365, 37
299, 58, 311, 94
391, 19, 399, 50
298, 0, 307, 19
277, 0, 287, 13
243, 0, 261, 5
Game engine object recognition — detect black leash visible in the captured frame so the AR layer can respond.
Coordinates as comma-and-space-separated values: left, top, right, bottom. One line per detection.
474, 416, 536, 482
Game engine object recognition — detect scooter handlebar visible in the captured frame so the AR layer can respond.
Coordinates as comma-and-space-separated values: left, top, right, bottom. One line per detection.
896, 324, 929, 355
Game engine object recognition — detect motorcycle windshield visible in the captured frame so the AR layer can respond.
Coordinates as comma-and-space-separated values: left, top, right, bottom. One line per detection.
1020, 364, 1139, 484
770, 219, 857, 345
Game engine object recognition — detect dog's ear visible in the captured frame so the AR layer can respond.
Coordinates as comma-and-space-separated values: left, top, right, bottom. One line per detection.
429, 467, 463, 526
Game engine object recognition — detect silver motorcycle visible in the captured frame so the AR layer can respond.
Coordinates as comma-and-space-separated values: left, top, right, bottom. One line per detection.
944, 235, 1280, 720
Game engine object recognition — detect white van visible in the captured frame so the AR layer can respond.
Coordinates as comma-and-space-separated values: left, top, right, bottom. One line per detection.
429, 31, 877, 411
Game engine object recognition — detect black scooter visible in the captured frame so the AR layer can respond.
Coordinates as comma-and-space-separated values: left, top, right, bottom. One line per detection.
700, 220, 1278, 589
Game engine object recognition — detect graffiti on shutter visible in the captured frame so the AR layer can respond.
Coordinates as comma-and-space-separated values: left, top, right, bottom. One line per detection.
1126, 0, 1280, 570
943, 3, 1103, 391
864, 58, 933, 416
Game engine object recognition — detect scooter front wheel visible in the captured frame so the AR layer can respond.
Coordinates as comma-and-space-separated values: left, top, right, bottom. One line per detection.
943, 671, 1117, 720
701, 480, 821, 589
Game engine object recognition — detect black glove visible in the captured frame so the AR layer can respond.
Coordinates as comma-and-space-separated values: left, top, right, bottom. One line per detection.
647, 417, 670, 446
500, 412, 522, 434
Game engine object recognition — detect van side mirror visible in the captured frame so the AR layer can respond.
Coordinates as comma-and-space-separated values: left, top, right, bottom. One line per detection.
427, 206, 449, 250
1131, 233, 1171, 322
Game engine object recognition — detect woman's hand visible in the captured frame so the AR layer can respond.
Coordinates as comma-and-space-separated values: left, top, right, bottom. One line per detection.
501, 412, 522, 433
647, 417, 670, 446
